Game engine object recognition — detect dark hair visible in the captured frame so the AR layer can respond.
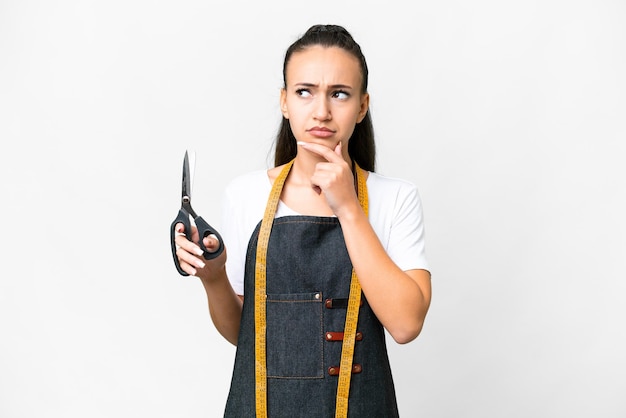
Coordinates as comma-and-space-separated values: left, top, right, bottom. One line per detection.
273, 24, 376, 172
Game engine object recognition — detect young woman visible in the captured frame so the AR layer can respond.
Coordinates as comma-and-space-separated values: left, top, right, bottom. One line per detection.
174, 24, 431, 417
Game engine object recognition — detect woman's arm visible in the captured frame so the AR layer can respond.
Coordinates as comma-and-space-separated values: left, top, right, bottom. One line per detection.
299, 141, 432, 344
334, 211, 431, 344
174, 227, 243, 345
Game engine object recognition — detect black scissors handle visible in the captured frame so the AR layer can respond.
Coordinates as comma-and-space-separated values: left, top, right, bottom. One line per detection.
170, 209, 225, 276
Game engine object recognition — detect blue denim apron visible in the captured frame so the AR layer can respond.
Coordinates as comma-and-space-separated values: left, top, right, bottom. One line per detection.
224, 192, 400, 417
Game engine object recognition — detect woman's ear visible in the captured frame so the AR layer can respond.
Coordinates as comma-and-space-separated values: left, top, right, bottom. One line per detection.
357, 92, 370, 123
280, 88, 289, 119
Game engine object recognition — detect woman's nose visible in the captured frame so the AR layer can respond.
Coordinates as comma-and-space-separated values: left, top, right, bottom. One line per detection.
313, 97, 331, 121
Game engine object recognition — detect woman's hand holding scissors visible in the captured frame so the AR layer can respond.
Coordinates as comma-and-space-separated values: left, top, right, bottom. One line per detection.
174, 223, 227, 280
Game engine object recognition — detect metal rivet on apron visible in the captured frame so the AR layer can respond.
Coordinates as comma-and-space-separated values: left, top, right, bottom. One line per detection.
324, 298, 363, 309
327, 364, 363, 376
315, 293, 320, 300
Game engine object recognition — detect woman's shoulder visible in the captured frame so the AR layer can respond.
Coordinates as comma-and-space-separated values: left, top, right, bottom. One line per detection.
223, 169, 271, 206
367, 171, 419, 195
226, 169, 270, 191
366, 171, 424, 218
227, 163, 292, 192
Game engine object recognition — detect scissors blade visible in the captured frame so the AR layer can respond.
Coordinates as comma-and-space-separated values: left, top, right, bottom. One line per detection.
181, 150, 196, 200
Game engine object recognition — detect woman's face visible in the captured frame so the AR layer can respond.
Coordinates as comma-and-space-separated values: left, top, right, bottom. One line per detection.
280, 45, 369, 157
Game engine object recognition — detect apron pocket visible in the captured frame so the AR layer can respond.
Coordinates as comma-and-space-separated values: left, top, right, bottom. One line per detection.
266, 292, 323, 379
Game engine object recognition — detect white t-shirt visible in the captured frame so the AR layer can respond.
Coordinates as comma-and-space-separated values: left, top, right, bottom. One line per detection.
221, 169, 429, 295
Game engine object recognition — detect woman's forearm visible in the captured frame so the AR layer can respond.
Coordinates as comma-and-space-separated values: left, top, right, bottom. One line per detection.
338, 206, 432, 344
200, 268, 244, 345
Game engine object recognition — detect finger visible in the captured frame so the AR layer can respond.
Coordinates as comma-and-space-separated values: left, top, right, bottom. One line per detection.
176, 247, 206, 271
297, 141, 344, 163
190, 224, 200, 243
174, 223, 185, 251
203, 234, 221, 253
175, 222, 199, 242
175, 234, 205, 257
177, 257, 198, 276
174, 222, 186, 235
334, 141, 342, 157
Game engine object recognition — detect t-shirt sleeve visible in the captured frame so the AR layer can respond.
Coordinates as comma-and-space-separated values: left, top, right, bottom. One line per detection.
221, 183, 246, 295
385, 181, 430, 274
221, 170, 269, 295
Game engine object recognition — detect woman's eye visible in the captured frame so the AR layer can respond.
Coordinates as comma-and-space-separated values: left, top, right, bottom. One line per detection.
333, 91, 349, 100
296, 89, 312, 98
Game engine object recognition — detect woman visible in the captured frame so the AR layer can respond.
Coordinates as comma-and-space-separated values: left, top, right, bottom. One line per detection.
174, 24, 431, 417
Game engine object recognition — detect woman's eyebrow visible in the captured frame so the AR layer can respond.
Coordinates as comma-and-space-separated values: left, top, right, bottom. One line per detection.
293, 82, 354, 90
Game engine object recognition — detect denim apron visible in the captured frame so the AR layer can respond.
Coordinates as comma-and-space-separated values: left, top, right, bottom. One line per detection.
224, 174, 399, 417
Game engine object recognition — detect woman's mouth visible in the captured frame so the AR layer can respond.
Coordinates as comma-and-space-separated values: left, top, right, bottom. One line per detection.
307, 126, 335, 138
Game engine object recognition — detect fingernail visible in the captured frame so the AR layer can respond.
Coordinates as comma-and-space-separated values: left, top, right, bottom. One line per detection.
194, 247, 204, 256
297, 141, 308, 146
196, 259, 206, 268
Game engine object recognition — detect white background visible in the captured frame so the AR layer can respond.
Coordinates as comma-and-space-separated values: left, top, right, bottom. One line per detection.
1, 1, 625, 417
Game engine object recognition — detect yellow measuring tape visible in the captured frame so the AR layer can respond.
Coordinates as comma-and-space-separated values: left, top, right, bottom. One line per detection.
335, 163, 368, 418
254, 159, 368, 418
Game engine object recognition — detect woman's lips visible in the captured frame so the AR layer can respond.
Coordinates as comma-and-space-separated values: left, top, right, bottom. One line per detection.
307, 127, 335, 138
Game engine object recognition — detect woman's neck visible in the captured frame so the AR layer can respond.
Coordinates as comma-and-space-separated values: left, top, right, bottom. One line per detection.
289, 148, 352, 184
267, 149, 353, 217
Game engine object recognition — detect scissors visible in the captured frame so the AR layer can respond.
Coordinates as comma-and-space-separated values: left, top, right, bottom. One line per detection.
170, 150, 224, 276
